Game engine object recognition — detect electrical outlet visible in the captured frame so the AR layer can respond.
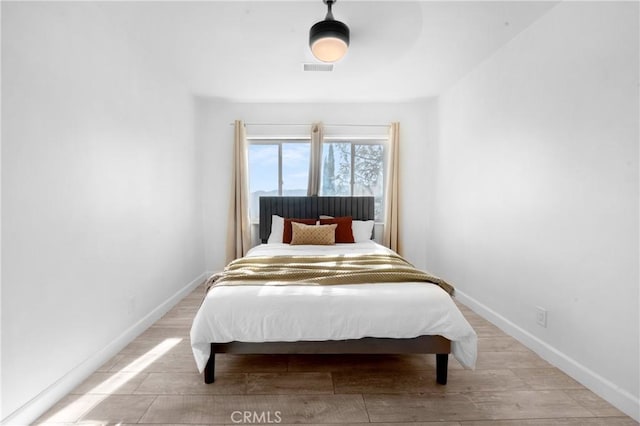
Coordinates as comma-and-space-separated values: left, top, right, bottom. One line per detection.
536, 306, 547, 327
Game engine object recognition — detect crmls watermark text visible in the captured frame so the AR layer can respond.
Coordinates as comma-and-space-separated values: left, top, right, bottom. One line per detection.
230, 410, 282, 424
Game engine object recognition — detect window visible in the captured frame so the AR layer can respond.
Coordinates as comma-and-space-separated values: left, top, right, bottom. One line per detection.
248, 136, 387, 222
248, 139, 310, 221
320, 140, 386, 220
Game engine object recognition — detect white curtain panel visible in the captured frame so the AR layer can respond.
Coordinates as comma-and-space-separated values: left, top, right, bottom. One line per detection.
307, 122, 324, 196
226, 120, 252, 263
383, 122, 400, 253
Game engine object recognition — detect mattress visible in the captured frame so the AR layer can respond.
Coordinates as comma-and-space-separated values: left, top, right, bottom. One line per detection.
190, 241, 477, 372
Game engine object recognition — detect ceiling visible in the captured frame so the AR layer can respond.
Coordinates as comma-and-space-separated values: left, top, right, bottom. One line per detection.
118, 1, 559, 102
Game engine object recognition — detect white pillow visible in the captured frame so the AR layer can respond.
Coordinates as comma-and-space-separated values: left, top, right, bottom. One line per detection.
352, 220, 374, 242
267, 215, 284, 244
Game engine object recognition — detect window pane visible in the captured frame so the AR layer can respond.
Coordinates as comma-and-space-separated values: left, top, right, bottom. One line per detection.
282, 143, 310, 196
354, 144, 385, 220
320, 142, 351, 196
248, 144, 279, 221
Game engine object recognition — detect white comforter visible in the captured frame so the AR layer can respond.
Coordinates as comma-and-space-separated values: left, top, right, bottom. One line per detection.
190, 241, 477, 372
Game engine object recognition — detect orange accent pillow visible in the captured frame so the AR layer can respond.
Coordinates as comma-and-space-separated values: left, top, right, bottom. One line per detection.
283, 218, 317, 243
319, 216, 355, 243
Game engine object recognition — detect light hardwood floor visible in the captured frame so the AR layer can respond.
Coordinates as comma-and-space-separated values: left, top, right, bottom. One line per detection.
35, 283, 637, 425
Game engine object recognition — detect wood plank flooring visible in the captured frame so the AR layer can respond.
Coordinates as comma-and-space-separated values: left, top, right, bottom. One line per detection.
35, 283, 637, 425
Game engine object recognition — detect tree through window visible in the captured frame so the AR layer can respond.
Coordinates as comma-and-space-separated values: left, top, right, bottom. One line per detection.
320, 140, 386, 220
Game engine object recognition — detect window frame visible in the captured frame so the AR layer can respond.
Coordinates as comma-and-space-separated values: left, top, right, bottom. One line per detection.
321, 136, 389, 220
247, 136, 311, 196
247, 134, 389, 222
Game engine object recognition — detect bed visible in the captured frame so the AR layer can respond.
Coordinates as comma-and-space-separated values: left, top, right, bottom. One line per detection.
190, 196, 477, 385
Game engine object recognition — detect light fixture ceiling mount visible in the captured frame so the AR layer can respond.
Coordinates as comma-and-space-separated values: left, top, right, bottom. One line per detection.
309, 0, 350, 63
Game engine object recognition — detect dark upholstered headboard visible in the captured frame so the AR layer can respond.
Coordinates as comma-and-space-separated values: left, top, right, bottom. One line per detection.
259, 196, 375, 243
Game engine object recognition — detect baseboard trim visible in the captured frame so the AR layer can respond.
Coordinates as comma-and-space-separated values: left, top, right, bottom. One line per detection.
1, 272, 206, 426
455, 289, 640, 422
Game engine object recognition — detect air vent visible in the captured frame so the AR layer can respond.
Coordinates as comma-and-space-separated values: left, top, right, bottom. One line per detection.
303, 63, 334, 72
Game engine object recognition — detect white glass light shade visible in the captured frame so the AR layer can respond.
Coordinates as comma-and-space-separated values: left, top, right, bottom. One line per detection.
309, 6, 350, 64
311, 37, 348, 62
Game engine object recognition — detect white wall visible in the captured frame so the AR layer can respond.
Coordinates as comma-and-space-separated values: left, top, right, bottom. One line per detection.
1, 2, 204, 422
197, 99, 438, 273
432, 1, 638, 419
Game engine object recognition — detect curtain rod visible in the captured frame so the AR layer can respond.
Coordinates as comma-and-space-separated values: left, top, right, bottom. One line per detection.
229, 122, 390, 128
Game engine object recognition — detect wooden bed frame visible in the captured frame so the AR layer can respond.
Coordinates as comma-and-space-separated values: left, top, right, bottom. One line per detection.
203, 196, 451, 385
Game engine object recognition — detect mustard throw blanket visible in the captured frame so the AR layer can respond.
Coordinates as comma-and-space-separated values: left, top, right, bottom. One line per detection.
207, 253, 454, 296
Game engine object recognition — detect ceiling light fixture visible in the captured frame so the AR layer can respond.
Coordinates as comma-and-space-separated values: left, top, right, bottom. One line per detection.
309, 0, 350, 63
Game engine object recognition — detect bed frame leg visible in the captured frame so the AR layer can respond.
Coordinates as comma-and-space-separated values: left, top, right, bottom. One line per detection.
436, 353, 448, 385
204, 352, 215, 384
